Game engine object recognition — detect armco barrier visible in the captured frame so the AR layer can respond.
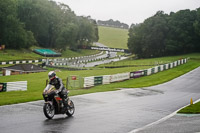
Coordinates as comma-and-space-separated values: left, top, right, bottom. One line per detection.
168, 63, 171, 69
83, 58, 188, 88
144, 70, 147, 76
165, 64, 169, 70
110, 72, 130, 83
160, 65, 164, 71
6, 81, 27, 92
170, 63, 174, 69
158, 66, 161, 72
178, 60, 181, 65
154, 66, 159, 73
151, 68, 155, 74
84, 76, 94, 88
174, 61, 177, 67
147, 68, 151, 76
103, 75, 111, 84
181, 59, 184, 64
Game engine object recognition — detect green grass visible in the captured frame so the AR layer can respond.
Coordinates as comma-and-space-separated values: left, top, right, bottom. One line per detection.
0, 53, 199, 106
178, 102, 200, 114
61, 49, 100, 58
92, 59, 200, 89
97, 53, 198, 68
98, 26, 128, 49
0, 49, 100, 62
0, 49, 42, 61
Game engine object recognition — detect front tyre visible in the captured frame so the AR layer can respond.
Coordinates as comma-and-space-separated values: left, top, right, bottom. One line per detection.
43, 103, 55, 119
66, 100, 75, 117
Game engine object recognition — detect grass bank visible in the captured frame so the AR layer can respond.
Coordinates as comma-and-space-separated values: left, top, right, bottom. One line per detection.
98, 26, 128, 49
178, 102, 200, 114
0, 48, 100, 62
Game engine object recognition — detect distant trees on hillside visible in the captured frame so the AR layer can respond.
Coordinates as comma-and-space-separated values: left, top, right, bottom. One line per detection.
0, 0, 99, 50
128, 9, 200, 58
97, 19, 129, 29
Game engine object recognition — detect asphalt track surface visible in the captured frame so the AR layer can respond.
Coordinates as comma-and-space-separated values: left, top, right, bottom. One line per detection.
0, 67, 200, 133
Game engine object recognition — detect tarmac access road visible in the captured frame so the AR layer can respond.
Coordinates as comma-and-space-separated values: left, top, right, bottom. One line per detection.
0, 67, 200, 133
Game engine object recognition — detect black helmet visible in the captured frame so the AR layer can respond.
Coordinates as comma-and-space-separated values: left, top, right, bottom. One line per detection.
48, 71, 56, 80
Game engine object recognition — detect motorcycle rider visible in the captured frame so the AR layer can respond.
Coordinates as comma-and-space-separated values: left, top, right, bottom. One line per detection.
44, 71, 68, 110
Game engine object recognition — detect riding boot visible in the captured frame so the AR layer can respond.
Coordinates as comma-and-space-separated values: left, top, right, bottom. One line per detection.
62, 98, 68, 110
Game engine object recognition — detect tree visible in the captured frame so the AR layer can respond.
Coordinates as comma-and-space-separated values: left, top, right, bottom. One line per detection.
165, 10, 197, 54
193, 8, 200, 51
0, 0, 36, 49
128, 9, 200, 58
17, 0, 99, 50
128, 11, 169, 58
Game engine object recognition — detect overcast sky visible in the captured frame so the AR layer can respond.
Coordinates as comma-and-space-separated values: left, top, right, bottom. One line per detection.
54, 0, 200, 26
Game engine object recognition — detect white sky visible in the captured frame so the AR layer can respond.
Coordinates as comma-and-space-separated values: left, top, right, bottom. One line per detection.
54, 0, 200, 26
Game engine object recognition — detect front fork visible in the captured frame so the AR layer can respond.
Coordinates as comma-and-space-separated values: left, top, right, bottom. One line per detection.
45, 101, 54, 110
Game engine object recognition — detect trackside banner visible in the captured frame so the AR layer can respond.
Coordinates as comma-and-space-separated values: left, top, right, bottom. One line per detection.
130, 71, 144, 78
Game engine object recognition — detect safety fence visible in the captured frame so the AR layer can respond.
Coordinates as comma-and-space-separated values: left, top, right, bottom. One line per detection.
83, 58, 188, 88
0, 81, 27, 92
67, 75, 84, 89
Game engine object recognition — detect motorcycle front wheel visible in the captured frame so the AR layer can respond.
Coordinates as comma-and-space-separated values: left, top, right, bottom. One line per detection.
43, 103, 55, 119
66, 99, 75, 117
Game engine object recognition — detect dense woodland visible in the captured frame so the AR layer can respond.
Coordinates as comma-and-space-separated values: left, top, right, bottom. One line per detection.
128, 9, 200, 58
0, 0, 99, 50
1, 0, 200, 58
97, 19, 129, 29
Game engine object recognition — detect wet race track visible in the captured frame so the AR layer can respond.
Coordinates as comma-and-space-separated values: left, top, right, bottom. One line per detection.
0, 67, 200, 133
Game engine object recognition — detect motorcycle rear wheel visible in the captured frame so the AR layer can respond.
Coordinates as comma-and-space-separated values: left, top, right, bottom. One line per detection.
66, 100, 75, 117
43, 103, 55, 119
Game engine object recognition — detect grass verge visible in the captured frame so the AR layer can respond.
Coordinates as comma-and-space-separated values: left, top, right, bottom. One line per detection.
0, 53, 199, 106
0, 48, 100, 62
178, 102, 200, 114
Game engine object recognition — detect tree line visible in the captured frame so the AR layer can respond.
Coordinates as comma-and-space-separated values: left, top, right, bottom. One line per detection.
97, 19, 129, 29
128, 9, 200, 58
0, 0, 99, 51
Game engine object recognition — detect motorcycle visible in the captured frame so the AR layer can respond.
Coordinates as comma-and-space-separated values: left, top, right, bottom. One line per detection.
42, 85, 75, 119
